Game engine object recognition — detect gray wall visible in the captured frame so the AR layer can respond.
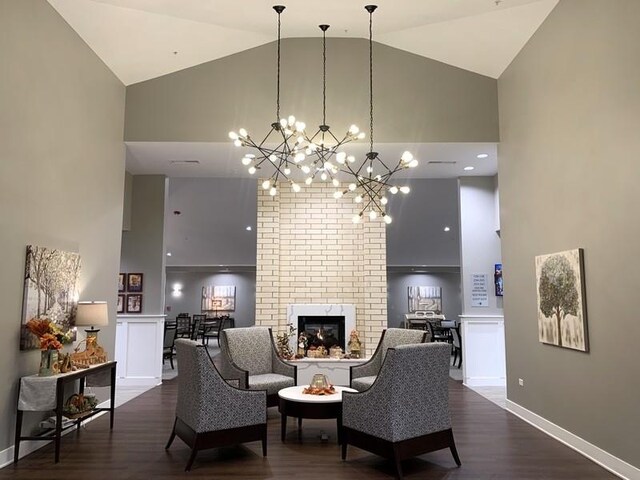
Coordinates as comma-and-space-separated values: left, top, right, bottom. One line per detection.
498, 0, 640, 468
386, 179, 460, 267
0, 0, 125, 452
165, 269, 256, 327
165, 178, 257, 266
120, 175, 168, 315
459, 176, 503, 315
124, 38, 498, 143
387, 271, 462, 327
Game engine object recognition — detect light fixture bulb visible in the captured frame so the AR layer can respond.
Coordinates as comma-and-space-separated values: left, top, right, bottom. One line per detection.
409, 159, 419, 168
347, 155, 356, 163
384, 215, 392, 224
301, 165, 311, 174
242, 157, 252, 166
369, 210, 377, 220
352, 214, 361, 224
294, 152, 305, 163
401, 151, 413, 162
229, 131, 238, 140
444, 226, 451, 232
292, 182, 301, 192
357, 132, 365, 140
248, 166, 257, 174
234, 139, 242, 147
332, 179, 340, 187
367, 166, 373, 173
355, 195, 363, 203
389, 186, 399, 194
262, 180, 271, 189
284, 167, 291, 175
305, 177, 313, 185
269, 154, 277, 162
321, 172, 328, 181
381, 196, 388, 205
400, 186, 411, 194
348, 183, 356, 191
239, 128, 248, 137
288, 115, 295, 126
349, 125, 359, 134
333, 191, 343, 199
464, 166, 474, 171
269, 186, 277, 196
336, 152, 347, 164
280, 118, 287, 128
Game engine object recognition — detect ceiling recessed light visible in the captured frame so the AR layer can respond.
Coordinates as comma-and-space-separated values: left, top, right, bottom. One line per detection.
166, 252, 172, 256
464, 166, 475, 171
477, 153, 488, 159
444, 226, 451, 232
246, 226, 252, 231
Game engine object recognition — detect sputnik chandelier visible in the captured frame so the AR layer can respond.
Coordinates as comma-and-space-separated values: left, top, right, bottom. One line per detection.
300, 24, 365, 188
229, 5, 307, 196
335, 5, 418, 224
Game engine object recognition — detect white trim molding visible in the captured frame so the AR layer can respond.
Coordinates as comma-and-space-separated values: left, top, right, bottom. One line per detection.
459, 315, 506, 387
506, 400, 640, 480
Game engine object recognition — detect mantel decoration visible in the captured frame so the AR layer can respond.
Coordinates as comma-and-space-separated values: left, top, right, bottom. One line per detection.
25, 318, 72, 376
347, 329, 362, 358
301, 24, 364, 187
337, 5, 418, 224
229, 5, 309, 196
275, 323, 296, 359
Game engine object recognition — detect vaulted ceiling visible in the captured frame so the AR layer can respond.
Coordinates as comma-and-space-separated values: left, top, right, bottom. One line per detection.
48, 0, 558, 85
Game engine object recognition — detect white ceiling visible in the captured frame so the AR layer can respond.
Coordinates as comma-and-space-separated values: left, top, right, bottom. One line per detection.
126, 141, 498, 179
48, 0, 558, 85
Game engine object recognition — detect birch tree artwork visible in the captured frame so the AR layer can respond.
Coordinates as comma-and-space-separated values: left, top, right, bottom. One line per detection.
535, 248, 589, 352
21, 245, 81, 350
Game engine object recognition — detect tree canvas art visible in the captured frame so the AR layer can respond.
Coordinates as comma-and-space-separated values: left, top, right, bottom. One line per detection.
535, 248, 589, 352
21, 245, 81, 350
408, 286, 442, 313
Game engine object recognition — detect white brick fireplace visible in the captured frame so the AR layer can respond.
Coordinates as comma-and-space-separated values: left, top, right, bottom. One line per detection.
255, 182, 387, 356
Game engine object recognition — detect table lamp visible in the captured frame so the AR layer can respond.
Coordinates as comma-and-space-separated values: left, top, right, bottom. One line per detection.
73, 301, 109, 366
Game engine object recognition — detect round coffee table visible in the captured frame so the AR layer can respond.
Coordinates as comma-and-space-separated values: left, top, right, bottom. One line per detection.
278, 385, 357, 443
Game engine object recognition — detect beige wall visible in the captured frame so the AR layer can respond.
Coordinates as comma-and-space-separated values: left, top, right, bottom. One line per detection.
124, 38, 498, 144
255, 182, 386, 355
0, 0, 125, 454
499, 0, 640, 468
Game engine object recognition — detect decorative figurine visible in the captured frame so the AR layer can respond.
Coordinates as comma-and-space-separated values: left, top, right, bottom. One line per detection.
348, 329, 362, 359
297, 332, 308, 356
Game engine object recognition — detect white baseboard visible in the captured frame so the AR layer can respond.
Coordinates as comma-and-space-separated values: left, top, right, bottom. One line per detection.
116, 377, 161, 387
506, 399, 640, 480
0, 400, 109, 469
464, 377, 506, 387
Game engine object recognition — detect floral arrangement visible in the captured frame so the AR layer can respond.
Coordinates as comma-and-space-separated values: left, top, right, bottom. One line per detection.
25, 318, 72, 351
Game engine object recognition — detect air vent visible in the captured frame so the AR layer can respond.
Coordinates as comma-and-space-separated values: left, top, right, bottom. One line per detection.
427, 160, 456, 165
169, 160, 200, 165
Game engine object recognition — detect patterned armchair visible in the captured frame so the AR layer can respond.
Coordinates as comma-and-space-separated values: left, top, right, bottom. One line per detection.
219, 327, 297, 407
342, 343, 461, 479
350, 328, 427, 391
166, 339, 267, 471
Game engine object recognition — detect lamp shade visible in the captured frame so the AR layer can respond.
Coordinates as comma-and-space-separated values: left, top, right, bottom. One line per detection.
75, 301, 109, 327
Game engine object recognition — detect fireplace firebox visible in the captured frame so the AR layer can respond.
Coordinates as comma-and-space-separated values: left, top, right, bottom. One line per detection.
298, 315, 345, 353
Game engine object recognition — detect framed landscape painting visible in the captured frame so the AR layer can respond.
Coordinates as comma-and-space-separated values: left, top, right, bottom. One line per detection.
408, 286, 442, 313
20, 245, 81, 350
535, 248, 588, 352
202, 285, 236, 312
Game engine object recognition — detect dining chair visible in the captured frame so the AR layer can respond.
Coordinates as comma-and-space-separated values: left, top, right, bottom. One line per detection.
451, 326, 462, 369
162, 323, 178, 369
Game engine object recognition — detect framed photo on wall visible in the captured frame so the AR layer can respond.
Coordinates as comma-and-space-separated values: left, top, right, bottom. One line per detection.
117, 294, 125, 314
126, 294, 143, 314
118, 273, 126, 293
127, 273, 143, 292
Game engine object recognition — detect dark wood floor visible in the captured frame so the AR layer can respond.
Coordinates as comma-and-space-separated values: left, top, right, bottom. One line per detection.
2, 379, 615, 479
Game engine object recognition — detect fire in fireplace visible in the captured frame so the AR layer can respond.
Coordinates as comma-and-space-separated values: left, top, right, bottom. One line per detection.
298, 315, 345, 354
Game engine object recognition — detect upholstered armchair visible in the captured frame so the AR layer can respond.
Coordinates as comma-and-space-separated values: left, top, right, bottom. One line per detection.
219, 327, 297, 407
342, 343, 461, 479
350, 328, 427, 391
166, 339, 267, 471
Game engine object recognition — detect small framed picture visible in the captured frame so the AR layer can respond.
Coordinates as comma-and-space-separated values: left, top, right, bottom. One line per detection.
118, 273, 126, 293
126, 294, 142, 314
127, 273, 143, 292
117, 294, 125, 313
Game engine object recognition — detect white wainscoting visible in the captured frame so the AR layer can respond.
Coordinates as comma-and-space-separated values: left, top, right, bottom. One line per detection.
115, 315, 165, 387
459, 315, 506, 387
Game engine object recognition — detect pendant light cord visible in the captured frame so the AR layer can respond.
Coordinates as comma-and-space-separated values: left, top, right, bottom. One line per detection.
369, 8, 374, 154
322, 27, 327, 126
276, 10, 281, 122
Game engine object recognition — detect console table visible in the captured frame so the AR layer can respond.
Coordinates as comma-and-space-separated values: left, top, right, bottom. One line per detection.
14, 361, 117, 464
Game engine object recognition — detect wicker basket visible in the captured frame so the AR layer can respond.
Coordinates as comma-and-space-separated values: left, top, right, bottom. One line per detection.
62, 393, 98, 419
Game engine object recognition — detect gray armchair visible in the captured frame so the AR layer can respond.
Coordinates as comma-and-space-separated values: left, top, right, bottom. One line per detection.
219, 327, 297, 407
166, 339, 267, 471
342, 343, 461, 479
350, 328, 427, 391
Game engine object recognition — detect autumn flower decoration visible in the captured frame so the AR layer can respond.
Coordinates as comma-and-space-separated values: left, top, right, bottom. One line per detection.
25, 318, 70, 351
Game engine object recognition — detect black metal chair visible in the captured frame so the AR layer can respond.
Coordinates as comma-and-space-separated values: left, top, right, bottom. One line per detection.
176, 314, 191, 338
451, 326, 462, 369
202, 316, 232, 346
163, 323, 178, 369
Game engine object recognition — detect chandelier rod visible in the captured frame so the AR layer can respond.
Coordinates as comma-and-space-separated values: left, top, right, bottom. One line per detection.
274, 5, 285, 123
366, 5, 377, 154
320, 24, 329, 127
